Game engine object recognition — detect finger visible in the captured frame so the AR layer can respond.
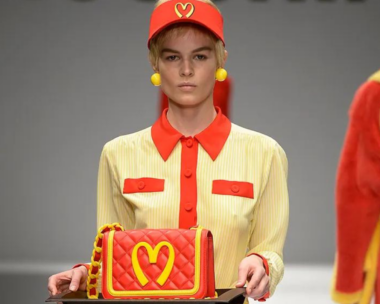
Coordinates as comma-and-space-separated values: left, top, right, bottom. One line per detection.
57, 283, 71, 294
60, 286, 71, 294
246, 269, 266, 297
69, 269, 84, 291
79, 266, 89, 290
79, 276, 88, 291
252, 275, 269, 300
48, 276, 58, 296
236, 264, 249, 287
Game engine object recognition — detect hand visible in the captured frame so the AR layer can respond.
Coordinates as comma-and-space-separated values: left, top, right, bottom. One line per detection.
236, 255, 269, 300
48, 266, 88, 296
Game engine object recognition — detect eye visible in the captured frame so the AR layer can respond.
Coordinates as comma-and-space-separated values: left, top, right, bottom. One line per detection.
166, 55, 179, 61
195, 54, 207, 60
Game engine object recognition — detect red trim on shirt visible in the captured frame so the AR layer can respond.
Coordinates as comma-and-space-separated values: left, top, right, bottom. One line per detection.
151, 106, 231, 162
123, 178, 165, 193
179, 138, 198, 228
72, 263, 90, 271
151, 108, 183, 161
151, 106, 232, 228
195, 109, 231, 161
212, 180, 254, 199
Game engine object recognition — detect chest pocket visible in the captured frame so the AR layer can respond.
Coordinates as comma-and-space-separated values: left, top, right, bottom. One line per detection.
123, 178, 165, 193
212, 180, 254, 199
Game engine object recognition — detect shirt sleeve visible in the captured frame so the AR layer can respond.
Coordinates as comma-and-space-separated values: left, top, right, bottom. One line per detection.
97, 142, 136, 230
246, 143, 289, 297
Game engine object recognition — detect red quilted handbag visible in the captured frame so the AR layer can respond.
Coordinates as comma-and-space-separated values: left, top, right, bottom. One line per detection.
86, 223, 216, 300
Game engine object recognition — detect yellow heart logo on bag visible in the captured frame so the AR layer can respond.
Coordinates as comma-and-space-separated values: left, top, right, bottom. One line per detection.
175, 3, 195, 18
132, 241, 175, 287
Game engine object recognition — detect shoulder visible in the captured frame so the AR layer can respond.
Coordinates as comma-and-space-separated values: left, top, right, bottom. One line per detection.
229, 123, 288, 175
230, 123, 286, 153
101, 127, 152, 155
349, 72, 380, 122
368, 69, 380, 83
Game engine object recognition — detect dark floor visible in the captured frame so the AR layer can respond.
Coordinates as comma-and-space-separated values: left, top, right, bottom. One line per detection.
1, 274, 51, 304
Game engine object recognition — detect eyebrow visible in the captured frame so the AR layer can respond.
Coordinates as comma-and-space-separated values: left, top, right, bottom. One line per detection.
161, 46, 213, 54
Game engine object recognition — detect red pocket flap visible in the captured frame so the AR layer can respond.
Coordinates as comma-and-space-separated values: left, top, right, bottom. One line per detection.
123, 178, 165, 193
212, 180, 254, 199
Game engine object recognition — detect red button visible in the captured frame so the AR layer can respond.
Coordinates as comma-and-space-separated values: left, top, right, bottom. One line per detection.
138, 181, 145, 190
184, 169, 192, 178
185, 203, 193, 211
231, 185, 240, 193
186, 139, 193, 148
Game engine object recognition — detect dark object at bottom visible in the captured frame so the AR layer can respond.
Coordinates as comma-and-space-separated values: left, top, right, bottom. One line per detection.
46, 288, 247, 304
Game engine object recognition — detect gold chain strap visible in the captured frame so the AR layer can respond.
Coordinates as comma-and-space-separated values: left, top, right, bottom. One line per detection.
87, 223, 124, 299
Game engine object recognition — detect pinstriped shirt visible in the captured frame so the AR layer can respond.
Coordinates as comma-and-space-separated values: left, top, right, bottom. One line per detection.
97, 107, 289, 296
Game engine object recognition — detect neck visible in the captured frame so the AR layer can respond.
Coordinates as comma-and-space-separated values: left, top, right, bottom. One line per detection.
166, 101, 217, 137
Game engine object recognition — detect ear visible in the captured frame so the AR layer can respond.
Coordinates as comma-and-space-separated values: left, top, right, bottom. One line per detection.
222, 49, 228, 68
148, 53, 159, 73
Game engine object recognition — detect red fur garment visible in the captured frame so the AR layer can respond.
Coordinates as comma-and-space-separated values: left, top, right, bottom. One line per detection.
335, 78, 380, 297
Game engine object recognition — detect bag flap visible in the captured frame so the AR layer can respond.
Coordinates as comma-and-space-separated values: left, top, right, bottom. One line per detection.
102, 228, 207, 297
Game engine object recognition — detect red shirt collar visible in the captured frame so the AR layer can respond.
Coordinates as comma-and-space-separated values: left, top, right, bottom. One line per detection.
151, 107, 231, 161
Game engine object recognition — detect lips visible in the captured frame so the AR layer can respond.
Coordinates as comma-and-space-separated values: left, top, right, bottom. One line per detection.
178, 82, 196, 92
178, 82, 196, 87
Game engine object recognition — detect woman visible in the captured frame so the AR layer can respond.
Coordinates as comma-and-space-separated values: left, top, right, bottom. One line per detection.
48, 0, 289, 301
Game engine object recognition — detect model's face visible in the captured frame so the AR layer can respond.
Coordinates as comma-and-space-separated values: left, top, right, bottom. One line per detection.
157, 28, 218, 108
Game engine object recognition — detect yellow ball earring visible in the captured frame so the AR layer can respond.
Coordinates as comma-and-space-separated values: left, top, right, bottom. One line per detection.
215, 68, 227, 82
151, 73, 161, 86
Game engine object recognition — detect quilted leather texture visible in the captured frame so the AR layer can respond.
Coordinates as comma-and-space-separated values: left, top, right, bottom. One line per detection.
106, 229, 197, 291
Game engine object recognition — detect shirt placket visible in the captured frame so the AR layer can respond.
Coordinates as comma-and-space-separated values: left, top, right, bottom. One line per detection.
179, 136, 198, 229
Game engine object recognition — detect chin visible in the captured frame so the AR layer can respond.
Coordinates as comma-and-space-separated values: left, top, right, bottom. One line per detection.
170, 96, 204, 108
172, 91, 213, 107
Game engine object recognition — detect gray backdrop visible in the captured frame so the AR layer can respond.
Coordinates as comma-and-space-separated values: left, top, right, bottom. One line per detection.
1, 0, 380, 272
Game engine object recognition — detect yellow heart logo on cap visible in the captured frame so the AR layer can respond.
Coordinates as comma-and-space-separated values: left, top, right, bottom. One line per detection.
132, 241, 175, 287
175, 3, 195, 18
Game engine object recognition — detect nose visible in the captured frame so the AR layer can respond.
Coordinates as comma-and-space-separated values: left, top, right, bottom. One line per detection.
180, 59, 194, 77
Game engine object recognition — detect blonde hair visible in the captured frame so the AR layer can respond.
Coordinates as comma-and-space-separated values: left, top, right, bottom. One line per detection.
149, 0, 225, 69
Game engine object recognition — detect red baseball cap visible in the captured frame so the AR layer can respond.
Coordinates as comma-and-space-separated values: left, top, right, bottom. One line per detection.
148, 0, 225, 49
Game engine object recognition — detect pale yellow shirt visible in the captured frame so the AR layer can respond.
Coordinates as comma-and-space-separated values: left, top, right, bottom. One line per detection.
97, 108, 289, 297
